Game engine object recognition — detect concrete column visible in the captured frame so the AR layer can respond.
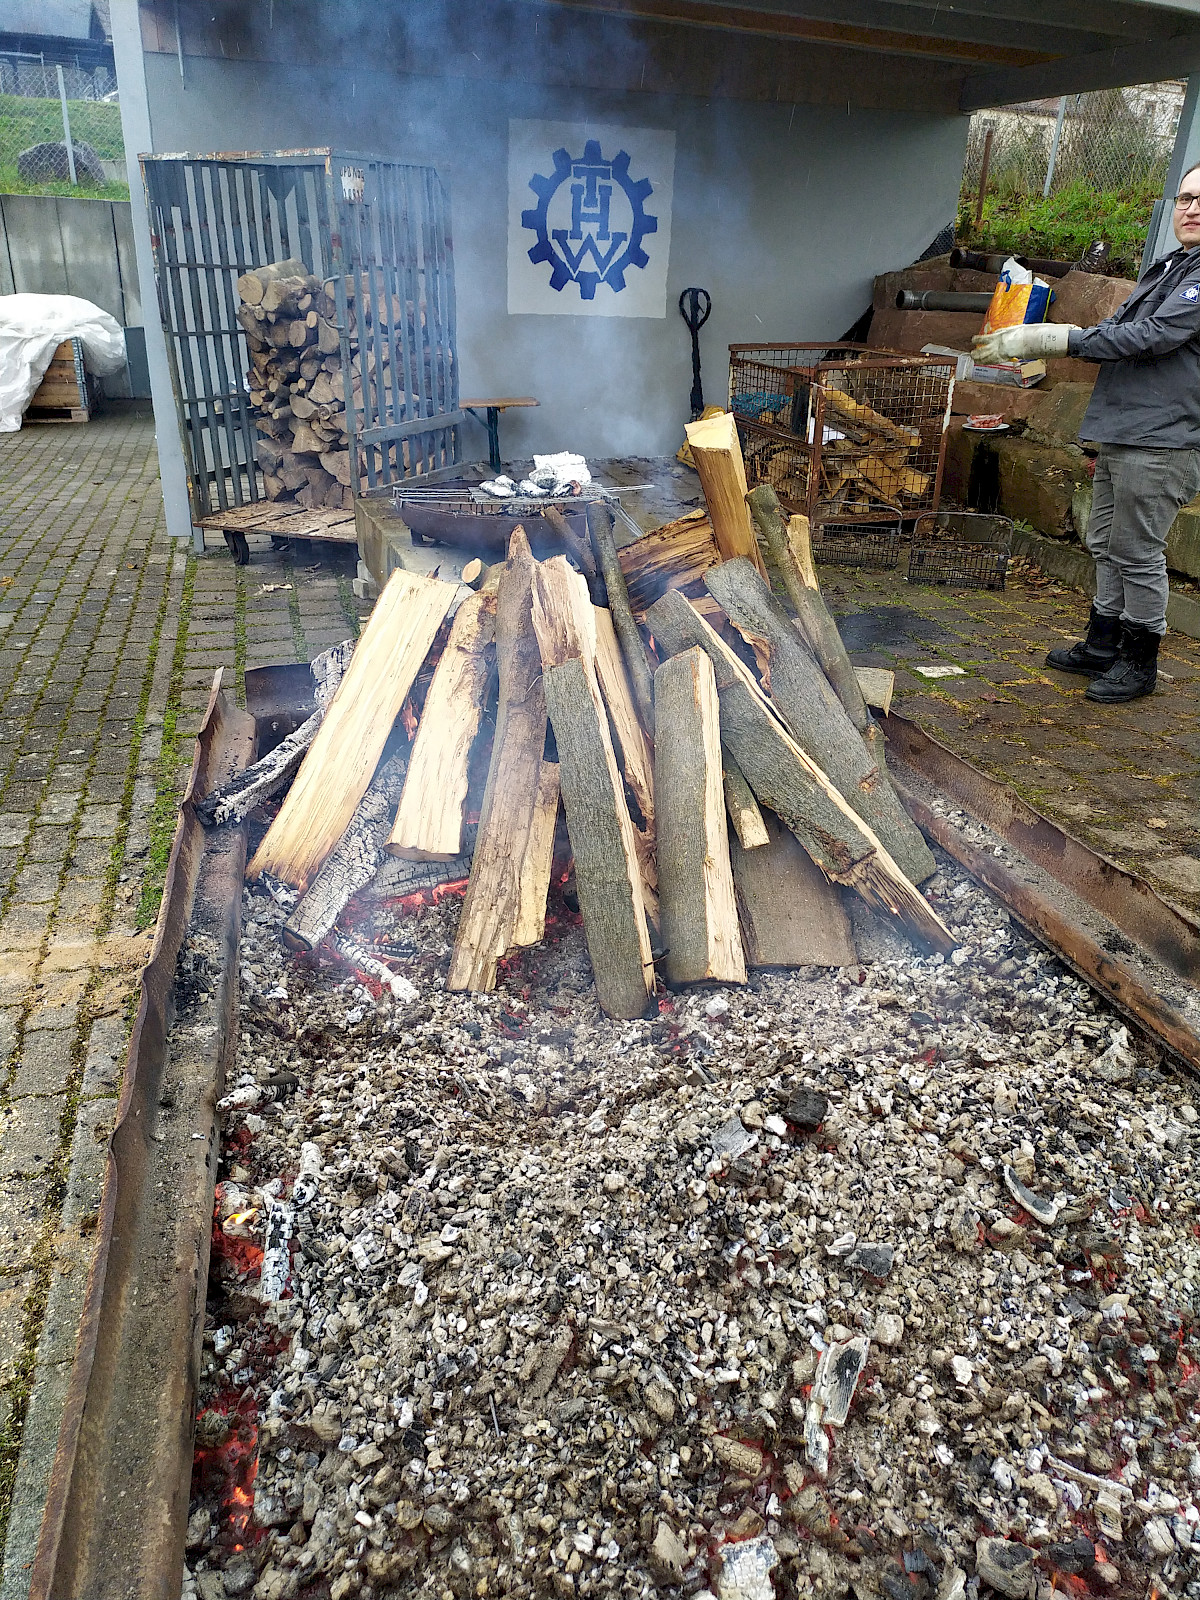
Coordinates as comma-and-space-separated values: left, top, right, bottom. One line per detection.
1143, 75, 1200, 272
109, 0, 197, 545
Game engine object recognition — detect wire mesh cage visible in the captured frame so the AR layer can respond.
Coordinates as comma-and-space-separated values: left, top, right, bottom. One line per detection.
812, 519, 902, 570
907, 511, 1011, 590
729, 343, 956, 527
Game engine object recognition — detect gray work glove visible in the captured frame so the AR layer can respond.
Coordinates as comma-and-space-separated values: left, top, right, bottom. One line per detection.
972, 323, 1077, 364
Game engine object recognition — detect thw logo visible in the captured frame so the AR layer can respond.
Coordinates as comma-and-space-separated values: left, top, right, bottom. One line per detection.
522, 138, 657, 301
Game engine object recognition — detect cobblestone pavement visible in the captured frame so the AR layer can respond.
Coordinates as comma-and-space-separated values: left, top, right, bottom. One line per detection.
0, 419, 1195, 1591
824, 564, 1200, 917
0, 413, 363, 1599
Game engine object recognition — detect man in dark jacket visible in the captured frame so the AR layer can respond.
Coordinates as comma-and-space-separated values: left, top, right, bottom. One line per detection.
972, 165, 1200, 703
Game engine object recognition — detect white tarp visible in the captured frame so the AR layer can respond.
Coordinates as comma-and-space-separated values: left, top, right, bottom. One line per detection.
0, 294, 127, 433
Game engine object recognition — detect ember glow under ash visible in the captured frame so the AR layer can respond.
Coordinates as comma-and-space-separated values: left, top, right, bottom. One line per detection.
183, 858, 1200, 1600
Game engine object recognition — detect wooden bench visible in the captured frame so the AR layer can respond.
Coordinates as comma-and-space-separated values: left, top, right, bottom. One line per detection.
460, 397, 539, 472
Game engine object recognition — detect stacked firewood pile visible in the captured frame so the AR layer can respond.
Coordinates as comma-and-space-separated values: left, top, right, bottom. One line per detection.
204, 415, 954, 1005
236, 257, 421, 512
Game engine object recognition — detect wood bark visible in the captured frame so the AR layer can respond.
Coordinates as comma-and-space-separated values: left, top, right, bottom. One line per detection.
512, 760, 561, 948
196, 639, 354, 827
645, 591, 954, 953
683, 410, 767, 575
705, 558, 935, 885
654, 648, 746, 987
281, 751, 408, 952
447, 528, 549, 993
387, 591, 496, 860
249, 571, 455, 890
722, 748, 769, 851
531, 558, 655, 1018
731, 808, 856, 968
587, 501, 655, 736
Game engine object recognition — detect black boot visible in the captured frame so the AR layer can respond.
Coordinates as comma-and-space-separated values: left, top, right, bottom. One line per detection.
1085, 622, 1161, 703
1045, 605, 1120, 675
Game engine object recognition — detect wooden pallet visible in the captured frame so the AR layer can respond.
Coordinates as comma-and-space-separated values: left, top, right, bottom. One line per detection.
199, 501, 358, 563
29, 339, 93, 422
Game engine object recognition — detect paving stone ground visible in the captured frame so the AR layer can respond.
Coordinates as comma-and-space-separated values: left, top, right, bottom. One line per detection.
0, 417, 1194, 1591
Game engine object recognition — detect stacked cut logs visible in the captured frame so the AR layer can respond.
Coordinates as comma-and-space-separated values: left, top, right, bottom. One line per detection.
238, 256, 436, 512
206, 422, 952, 1018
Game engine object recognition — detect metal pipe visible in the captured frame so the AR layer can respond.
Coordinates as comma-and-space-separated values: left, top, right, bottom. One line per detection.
55, 64, 77, 186
895, 290, 994, 312
973, 125, 993, 228
949, 246, 1078, 279
1043, 94, 1068, 197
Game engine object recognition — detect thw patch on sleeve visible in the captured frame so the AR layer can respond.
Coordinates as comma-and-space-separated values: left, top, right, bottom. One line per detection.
1181, 284, 1200, 302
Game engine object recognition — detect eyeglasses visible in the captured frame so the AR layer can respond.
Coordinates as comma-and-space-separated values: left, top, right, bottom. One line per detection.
1174, 192, 1200, 211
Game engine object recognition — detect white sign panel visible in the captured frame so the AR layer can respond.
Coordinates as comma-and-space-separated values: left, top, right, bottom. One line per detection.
508, 119, 676, 318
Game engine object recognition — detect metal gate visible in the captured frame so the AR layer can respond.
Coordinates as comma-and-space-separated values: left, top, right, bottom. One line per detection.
142, 149, 461, 521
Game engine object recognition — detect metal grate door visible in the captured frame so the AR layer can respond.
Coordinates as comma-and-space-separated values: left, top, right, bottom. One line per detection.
143, 149, 461, 521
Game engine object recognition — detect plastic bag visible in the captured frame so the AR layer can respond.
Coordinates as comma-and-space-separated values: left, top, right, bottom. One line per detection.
980, 257, 1052, 336
0, 293, 126, 432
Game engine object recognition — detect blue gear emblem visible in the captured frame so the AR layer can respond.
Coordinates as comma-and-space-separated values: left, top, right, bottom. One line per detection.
522, 138, 658, 301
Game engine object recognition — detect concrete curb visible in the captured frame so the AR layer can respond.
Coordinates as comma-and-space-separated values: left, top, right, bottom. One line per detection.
1009, 527, 1200, 641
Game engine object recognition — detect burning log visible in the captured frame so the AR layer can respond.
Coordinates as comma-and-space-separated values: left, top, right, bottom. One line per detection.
645, 591, 954, 953
249, 570, 455, 890
586, 502, 655, 736
705, 558, 935, 885
387, 591, 496, 861
532, 558, 654, 1020
654, 647, 746, 987
196, 639, 354, 827
683, 410, 767, 576
722, 749, 769, 851
731, 809, 855, 967
616, 509, 720, 619
448, 529, 550, 993
281, 751, 408, 952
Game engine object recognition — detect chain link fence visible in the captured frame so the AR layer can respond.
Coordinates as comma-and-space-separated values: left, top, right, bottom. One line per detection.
0, 51, 126, 197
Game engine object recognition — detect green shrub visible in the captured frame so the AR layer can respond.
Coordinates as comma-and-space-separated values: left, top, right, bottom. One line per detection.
0, 94, 128, 198
956, 180, 1160, 278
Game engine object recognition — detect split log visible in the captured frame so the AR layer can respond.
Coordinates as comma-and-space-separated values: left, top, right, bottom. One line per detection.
512, 760, 561, 947
818, 385, 920, 448
722, 748, 769, 850
654, 647, 746, 987
747, 486, 877, 744
731, 809, 855, 968
704, 559, 935, 885
387, 591, 496, 861
281, 750, 408, 952
617, 509, 721, 618
447, 528, 549, 993
196, 640, 354, 827
248, 570, 456, 889
683, 410, 767, 575
587, 501, 655, 735
542, 505, 603, 603
645, 591, 954, 953
593, 605, 657, 925
532, 559, 654, 1018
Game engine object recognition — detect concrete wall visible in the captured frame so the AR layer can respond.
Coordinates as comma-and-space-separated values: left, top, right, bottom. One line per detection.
141, 52, 968, 462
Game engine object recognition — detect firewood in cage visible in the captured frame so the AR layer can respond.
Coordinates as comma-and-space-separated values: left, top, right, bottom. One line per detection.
683, 411, 767, 576
645, 591, 954, 953
196, 639, 355, 827
592, 605, 658, 925
586, 501, 655, 736
746, 487, 877, 741
281, 750, 408, 952
731, 808, 855, 968
615, 509, 720, 619
705, 559, 935, 886
236, 258, 309, 306
532, 558, 655, 1017
542, 505, 603, 603
513, 760, 561, 948
388, 591, 497, 862
722, 748, 769, 851
249, 570, 456, 891
317, 318, 341, 356
448, 529, 550, 994
654, 648, 746, 988
818, 385, 920, 448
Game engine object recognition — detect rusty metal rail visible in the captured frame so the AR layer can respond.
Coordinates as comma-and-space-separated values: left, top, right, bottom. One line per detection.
30, 673, 254, 1600
885, 714, 1200, 1075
